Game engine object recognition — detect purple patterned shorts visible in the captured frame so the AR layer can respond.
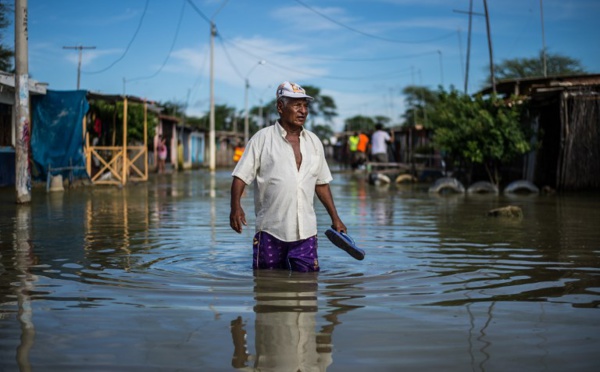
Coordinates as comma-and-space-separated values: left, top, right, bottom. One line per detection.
252, 231, 320, 272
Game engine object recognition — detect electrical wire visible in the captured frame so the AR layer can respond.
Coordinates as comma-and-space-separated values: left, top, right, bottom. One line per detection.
222, 36, 440, 62
292, 0, 455, 45
185, 0, 211, 24
127, 0, 186, 83
218, 36, 245, 81
219, 35, 414, 81
186, 50, 210, 110
211, 0, 230, 20
82, 0, 150, 74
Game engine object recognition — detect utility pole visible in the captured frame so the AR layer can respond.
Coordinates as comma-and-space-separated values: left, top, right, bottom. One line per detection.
540, 0, 547, 77
208, 22, 216, 171
457, 28, 465, 86
437, 50, 444, 87
482, 0, 496, 94
454, 0, 479, 94
454, 0, 495, 94
466, 0, 473, 94
15, 0, 30, 204
244, 60, 265, 144
63, 45, 96, 89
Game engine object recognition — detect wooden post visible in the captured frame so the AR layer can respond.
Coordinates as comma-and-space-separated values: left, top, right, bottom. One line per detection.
143, 100, 148, 179
482, 0, 496, 94
15, 0, 31, 203
85, 130, 91, 177
122, 97, 128, 185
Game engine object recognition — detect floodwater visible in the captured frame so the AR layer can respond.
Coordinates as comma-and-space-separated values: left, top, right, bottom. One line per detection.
1, 169, 599, 372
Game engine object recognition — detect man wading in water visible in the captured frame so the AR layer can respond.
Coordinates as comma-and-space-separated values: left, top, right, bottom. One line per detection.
229, 81, 347, 272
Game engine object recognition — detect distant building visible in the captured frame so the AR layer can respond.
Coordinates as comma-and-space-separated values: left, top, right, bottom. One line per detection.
479, 74, 600, 191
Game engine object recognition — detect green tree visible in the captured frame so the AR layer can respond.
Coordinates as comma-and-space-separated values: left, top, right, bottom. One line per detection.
89, 100, 158, 145
312, 124, 334, 142
374, 116, 391, 127
159, 100, 187, 118
428, 89, 530, 186
401, 85, 438, 127
302, 85, 338, 124
0, 2, 14, 71
492, 50, 587, 80
344, 115, 375, 132
197, 104, 238, 132
251, 98, 276, 128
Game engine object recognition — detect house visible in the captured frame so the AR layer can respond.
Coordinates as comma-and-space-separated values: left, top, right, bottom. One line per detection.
479, 74, 600, 191
0, 72, 47, 186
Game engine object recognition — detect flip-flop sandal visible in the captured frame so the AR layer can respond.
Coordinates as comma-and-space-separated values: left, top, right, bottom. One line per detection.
325, 228, 365, 261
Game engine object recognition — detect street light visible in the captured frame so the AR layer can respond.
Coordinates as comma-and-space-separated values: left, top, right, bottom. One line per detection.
258, 84, 272, 129
244, 60, 266, 144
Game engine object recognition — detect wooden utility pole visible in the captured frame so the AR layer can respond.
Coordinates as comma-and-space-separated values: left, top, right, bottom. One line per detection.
454, 0, 479, 94
482, 0, 496, 94
454, 0, 495, 94
209, 22, 216, 171
465, 0, 473, 94
540, 0, 547, 77
63, 45, 96, 89
15, 0, 30, 204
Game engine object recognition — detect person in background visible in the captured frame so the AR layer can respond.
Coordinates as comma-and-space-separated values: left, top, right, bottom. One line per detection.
355, 131, 369, 169
229, 81, 347, 272
157, 135, 167, 174
177, 140, 184, 171
233, 140, 245, 163
370, 124, 393, 163
348, 132, 360, 170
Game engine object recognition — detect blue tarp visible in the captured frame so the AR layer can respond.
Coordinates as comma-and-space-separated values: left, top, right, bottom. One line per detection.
31, 90, 89, 180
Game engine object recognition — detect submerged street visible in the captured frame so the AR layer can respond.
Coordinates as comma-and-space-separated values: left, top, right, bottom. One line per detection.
1, 169, 599, 371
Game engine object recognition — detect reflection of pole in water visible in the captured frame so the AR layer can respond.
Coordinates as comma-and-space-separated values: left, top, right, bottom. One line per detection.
14, 205, 36, 371
462, 275, 494, 371
210, 172, 216, 244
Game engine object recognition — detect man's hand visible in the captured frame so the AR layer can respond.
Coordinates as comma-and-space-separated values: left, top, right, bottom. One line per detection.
230, 177, 248, 234
230, 206, 247, 234
331, 219, 347, 234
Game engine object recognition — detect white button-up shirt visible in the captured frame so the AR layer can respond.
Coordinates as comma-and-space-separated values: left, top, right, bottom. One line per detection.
232, 122, 333, 242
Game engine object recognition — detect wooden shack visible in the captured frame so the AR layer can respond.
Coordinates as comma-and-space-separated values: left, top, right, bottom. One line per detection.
85, 93, 160, 186
480, 74, 600, 191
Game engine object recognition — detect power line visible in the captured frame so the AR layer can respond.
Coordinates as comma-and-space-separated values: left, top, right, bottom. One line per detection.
219, 35, 418, 81
126, 0, 186, 84
83, 0, 149, 74
220, 36, 440, 62
211, 0, 230, 20
185, 0, 211, 24
217, 36, 245, 81
292, 0, 455, 45
219, 36, 414, 81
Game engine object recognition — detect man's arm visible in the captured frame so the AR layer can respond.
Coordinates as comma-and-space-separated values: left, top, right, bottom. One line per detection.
230, 176, 247, 233
386, 130, 394, 144
315, 183, 347, 233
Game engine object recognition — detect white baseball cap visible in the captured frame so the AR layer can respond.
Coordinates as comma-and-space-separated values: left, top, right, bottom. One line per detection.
276, 81, 314, 101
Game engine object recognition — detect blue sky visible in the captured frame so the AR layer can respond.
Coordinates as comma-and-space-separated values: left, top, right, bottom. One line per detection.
10, 0, 600, 131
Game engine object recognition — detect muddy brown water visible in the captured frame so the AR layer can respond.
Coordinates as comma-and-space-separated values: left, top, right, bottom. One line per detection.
1, 170, 599, 371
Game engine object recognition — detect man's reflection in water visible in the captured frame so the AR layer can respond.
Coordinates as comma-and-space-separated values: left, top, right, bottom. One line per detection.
230, 271, 332, 371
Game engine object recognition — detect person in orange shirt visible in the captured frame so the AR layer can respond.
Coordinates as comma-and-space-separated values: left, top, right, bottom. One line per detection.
354, 131, 369, 168
233, 141, 245, 163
